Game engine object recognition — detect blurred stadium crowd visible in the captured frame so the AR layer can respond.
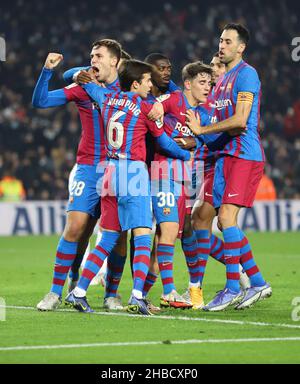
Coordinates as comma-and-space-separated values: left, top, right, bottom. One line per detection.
0, 0, 299, 200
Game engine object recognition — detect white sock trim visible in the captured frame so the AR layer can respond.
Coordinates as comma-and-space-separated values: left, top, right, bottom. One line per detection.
73, 287, 86, 297
189, 282, 200, 288
132, 289, 143, 299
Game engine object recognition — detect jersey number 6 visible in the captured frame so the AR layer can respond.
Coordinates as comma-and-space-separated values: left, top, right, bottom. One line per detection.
107, 111, 126, 150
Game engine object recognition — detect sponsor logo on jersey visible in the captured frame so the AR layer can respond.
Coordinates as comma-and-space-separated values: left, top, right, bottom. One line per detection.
174, 122, 195, 137
156, 94, 171, 102
215, 99, 233, 110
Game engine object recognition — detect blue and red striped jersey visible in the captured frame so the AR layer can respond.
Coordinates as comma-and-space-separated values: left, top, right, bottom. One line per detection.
63, 79, 120, 165
213, 60, 265, 161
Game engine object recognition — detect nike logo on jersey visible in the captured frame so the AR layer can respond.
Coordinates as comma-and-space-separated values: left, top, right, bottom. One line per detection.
205, 192, 213, 197
228, 193, 239, 197
180, 112, 187, 116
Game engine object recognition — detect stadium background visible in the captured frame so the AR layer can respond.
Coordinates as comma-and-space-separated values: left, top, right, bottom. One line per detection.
1, 0, 300, 200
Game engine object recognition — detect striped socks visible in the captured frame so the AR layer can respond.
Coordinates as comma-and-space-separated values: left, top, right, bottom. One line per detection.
51, 237, 78, 296
194, 229, 210, 287
209, 233, 225, 264
223, 226, 241, 293
75, 231, 120, 295
181, 233, 200, 285
143, 271, 158, 297
105, 250, 127, 298
132, 235, 151, 298
239, 230, 265, 287
157, 243, 176, 295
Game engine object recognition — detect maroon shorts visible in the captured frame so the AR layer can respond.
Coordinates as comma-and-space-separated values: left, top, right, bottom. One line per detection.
99, 195, 121, 231
213, 156, 265, 208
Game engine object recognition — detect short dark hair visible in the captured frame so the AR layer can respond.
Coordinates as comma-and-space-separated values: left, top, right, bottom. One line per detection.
223, 23, 250, 46
182, 61, 212, 82
121, 50, 132, 60
144, 53, 170, 65
92, 38, 122, 65
118, 59, 153, 91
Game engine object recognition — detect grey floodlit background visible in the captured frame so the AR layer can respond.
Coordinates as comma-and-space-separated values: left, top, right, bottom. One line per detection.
0, 0, 299, 200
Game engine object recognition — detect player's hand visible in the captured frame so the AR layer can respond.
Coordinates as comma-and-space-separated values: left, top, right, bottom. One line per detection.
74, 70, 93, 84
44, 53, 63, 69
148, 102, 164, 121
186, 110, 203, 135
174, 137, 197, 150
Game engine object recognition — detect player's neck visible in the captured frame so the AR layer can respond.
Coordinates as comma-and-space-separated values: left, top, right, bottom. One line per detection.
183, 90, 198, 107
225, 56, 243, 72
151, 85, 164, 97
105, 70, 118, 86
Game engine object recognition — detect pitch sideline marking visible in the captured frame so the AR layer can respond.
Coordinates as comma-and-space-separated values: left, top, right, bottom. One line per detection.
1, 337, 300, 352
3, 304, 300, 330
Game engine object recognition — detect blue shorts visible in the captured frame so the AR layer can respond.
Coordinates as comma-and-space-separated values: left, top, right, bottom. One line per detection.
67, 163, 104, 218
152, 178, 184, 225
100, 159, 153, 231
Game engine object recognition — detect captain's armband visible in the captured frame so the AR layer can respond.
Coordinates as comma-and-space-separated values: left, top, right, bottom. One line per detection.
237, 92, 254, 104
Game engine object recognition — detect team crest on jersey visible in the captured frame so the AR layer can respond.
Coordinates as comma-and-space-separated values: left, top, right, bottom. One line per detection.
163, 207, 171, 215
65, 83, 78, 89
69, 196, 74, 204
156, 94, 171, 102
227, 83, 232, 90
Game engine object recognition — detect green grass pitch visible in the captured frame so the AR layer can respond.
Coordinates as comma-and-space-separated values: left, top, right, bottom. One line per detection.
0, 232, 300, 364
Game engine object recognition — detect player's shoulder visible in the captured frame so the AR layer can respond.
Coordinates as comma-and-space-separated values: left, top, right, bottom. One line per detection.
238, 62, 260, 81
156, 90, 181, 103
141, 99, 153, 115
197, 105, 209, 116
197, 105, 210, 125
64, 83, 89, 98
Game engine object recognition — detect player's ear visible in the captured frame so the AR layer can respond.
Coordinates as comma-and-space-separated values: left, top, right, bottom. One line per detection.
131, 80, 140, 90
238, 42, 246, 55
184, 79, 191, 91
111, 55, 118, 67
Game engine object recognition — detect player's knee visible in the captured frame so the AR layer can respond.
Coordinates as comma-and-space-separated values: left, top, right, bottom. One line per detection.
63, 220, 86, 242
218, 208, 236, 229
191, 208, 211, 230
159, 222, 178, 244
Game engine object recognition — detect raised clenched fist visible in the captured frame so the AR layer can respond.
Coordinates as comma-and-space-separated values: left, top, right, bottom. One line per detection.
44, 53, 63, 69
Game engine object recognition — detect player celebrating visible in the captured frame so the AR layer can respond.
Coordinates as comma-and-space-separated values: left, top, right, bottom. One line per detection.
33, 39, 128, 311
66, 59, 192, 315
186, 23, 272, 311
